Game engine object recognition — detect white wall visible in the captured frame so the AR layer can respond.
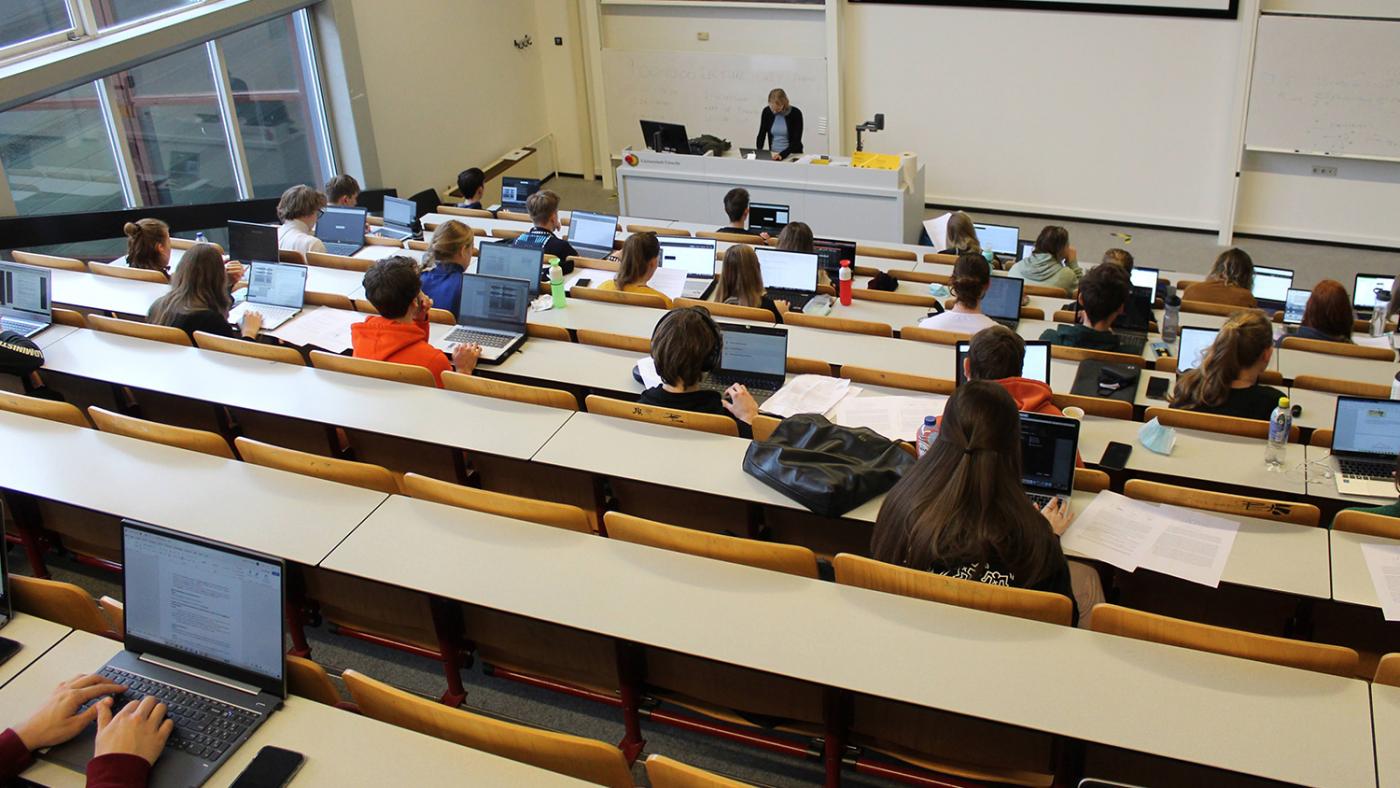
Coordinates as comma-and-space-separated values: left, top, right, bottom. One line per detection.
535, 0, 590, 175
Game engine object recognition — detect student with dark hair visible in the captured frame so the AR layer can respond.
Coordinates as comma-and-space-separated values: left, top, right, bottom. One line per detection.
1009, 225, 1082, 295
1170, 310, 1284, 421
919, 253, 996, 334
715, 244, 786, 321
1183, 248, 1256, 308
638, 306, 758, 437
123, 219, 172, 276
276, 184, 327, 256
1040, 263, 1130, 350
456, 167, 485, 210
521, 189, 576, 273
324, 174, 361, 207
775, 221, 814, 253
599, 232, 672, 307
715, 188, 769, 239
1102, 248, 1134, 274
964, 325, 1065, 418
147, 244, 261, 340
1297, 279, 1355, 343
351, 255, 479, 386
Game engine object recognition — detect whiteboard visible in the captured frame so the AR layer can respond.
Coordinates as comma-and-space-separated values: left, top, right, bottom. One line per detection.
1245, 15, 1400, 160
602, 49, 828, 155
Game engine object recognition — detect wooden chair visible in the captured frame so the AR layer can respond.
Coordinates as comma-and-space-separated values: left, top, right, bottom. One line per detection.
1280, 335, 1395, 361
585, 394, 738, 437
1021, 283, 1068, 298
1289, 375, 1389, 398
750, 414, 782, 441
1176, 278, 1203, 291
10, 250, 87, 271
787, 356, 832, 376
304, 291, 355, 310
190, 333, 337, 455
89, 407, 234, 459
695, 231, 764, 245
86, 314, 191, 347
604, 511, 819, 577
1376, 654, 1400, 687
1047, 345, 1142, 366
1075, 468, 1112, 494
351, 298, 379, 314
308, 350, 435, 387
235, 437, 400, 494
11, 575, 119, 638
840, 366, 954, 395
645, 755, 750, 788
497, 210, 532, 223
572, 286, 669, 309
674, 298, 772, 322
97, 596, 124, 638
402, 473, 592, 534
1179, 299, 1242, 318
442, 372, 576, 410
572, 256, 621, 272
855, 244, 916, 262
1088, 604, 1358, 677
782, 311, 892, 337
1332, 509, 1400, 540
169, 236, 224, 254
1051, 392, 1133, 420
362, 234, 401, 248
834, 553, 1072, 625
1144, 406, 1300, 442
87, 315, 233, 434
1153, 355, 1285, 385
193, 332, 305, 365
853, 288, 937, 308
306, 251, 373, 272
406, 239, 430, 252
51, 308, 87, 328
892, 268, 949, 285
342, 670, 633, 787
527, 323, 572, 342
492, 228, 525, 242
898, 325, 967, 346
576, 330, 650, 353
627, 224, 690, 237
427, 308, 456, 325
88, 262, 167, 283
0, 391, 90, 427
436, 205, 494, 219
286, 655, 353, 710
921, 253, 958, 266
1125, 479, 1319, 527
1309, 428, 1333, 449
279, 249, 307, 264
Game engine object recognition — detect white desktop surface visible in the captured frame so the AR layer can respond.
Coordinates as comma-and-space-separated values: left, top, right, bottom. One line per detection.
0, 614, 71, 689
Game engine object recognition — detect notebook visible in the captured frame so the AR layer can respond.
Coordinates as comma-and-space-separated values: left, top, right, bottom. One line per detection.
228, 261, 308, 330
955, 340, 1050, 387
1331, 397, 1400, 498
442, 273, 530, 364
698, 323, 789, 405
755, 247, 820, 311
659, 237, 720, 300
0, 261, 52, 338
314, 206, 367, 256
1020, 411, 1080, 508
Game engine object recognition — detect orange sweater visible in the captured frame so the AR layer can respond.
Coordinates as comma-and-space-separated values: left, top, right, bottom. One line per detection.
350, 316, 450, 387
997, 377, 1084, 467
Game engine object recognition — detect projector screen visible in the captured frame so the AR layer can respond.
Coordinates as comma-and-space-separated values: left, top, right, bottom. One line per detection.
850, 0, 1236, 17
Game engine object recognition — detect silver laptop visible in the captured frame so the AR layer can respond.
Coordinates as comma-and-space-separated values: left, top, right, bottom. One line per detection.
1020, 411, 1079, 508
314, 206, 367, 256
1331, 397, 1400, 497
983, 276, 1024, 330
48, 521, 285, 788
755, 247, 820, 311
374, 195, 417, 241
1282, 288, 1309, 327
1176, 326, 1218, 374
229, 261, 308, 330
477, 242, 544, 297
566, 211, 618, 259
698, 323, 789, 406
0, 261, 53, 338
973, 223, 1020, 259
1252, 265, 1293, 310
442, 273, 530, 364
659, 237, 719, 300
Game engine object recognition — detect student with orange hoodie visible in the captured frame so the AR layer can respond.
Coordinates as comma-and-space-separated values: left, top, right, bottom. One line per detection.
963, 325, 1062, 416
351, 255, 480, 386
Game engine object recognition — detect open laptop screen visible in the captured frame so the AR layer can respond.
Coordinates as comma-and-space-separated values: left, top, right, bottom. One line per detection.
659, 238, 718, 277
1176, 327, 1218, 374
477, 243, 543, 296
1019, 412, 1078, 496
1332, 398, 1400, 459
813, 237, 857, 277
458, 273, 529, 334
1283, 288, 1309, 325
748, 203, 790, 233
568, 211, 617, 251
228, 221, 278, 263
955, 340, 1049, 386
718, 324, 788, 377
982, 276, 1023, 321
316, 207, 367, 244
501, 177, 540, 207
973, 223, 1019, 256
1130, 267, 1158, 292
122, 522, 284, 694
244, 261, 307, 309
755, 248, 818, 292
383, 196, 416, 227
1354, 274, 1396, 311
1252, 266, 1293, 303
0, 262, 51, 321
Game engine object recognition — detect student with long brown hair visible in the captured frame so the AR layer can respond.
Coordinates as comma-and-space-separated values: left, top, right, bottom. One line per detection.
1297, 279, 1355, 343
715, 244, 787, 321
1183, 248, 1256, 308
775, 221, 814, 253
918, 252, 995, 334
938, 212, 982, 258
147, 244, 261, 340
418, 219, 475, 314
123, 219, 172, 275
599, 232, 672, 307
1170, 310, 1284, 420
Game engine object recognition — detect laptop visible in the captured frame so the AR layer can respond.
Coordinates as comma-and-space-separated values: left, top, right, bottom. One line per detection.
1251, 265, 1294, 311
755, 248, 820, 311
1353, 273, 1396, 317
1111, 290, 1153, 356
813, 237, 857, 281
500, 176, 541, 212
1175, 326, 1218, 374
1282, 288, 1310, 327
314, 206, 367, 256
566, 211, 618, 259
47, 521, 285, 787
982, 276, 1024, 330
227, 221, 278, 263
0, 262, 52, 338
1016, 239, 1036, 261
228, 261, 308, 330
442, 273, 530, 364
740, 148, 775, 160
1129, 266, 1159, 295
374, 195, 418, 241
477, 241, 544, 297
698, 323, 788, 406
955, 340, 1050, 387
1330, 396, 1400, 497
973, 223, 1019, 260
1019, 411, 1079, 508
659, 237, 720, 300
748, 202, 790, 235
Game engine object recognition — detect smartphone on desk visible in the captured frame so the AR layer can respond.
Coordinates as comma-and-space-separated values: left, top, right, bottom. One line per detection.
1146, 376, 1171, 401
230, 746, 305, 788
1100, 441, 1133, 472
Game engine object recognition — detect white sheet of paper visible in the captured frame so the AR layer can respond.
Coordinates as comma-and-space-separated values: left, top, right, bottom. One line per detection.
760, 375, 852, 418
1361, 541, 1400, 622
645, 265, 688, 301
634, 356, 663, 389
266, 306, 362, 353
1060, 491, 1166, 572
923, 213, 953, 251
1354, 333, 1398, 351
564, 267, 616, 293
353, 244, 412, 261
832, 394, 946, 442
1136, 505, 1239, 588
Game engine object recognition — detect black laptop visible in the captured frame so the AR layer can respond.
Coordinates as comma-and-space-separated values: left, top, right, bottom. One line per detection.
982, 276, 1024, 329
227, 221, 278, 263
698, 323, 789, 405
755, 247, 821, 311
499, 176, 541, 212
314, 206, 367, 256
748, 202, 790, 235
1019, 412, 1079, 508
814, 237, 857, 281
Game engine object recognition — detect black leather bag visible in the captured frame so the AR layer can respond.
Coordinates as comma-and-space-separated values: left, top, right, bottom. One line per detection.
742, 414, 914, 518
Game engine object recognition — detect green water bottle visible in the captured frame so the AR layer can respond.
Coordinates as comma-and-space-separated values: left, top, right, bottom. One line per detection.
549, 261, 566, 309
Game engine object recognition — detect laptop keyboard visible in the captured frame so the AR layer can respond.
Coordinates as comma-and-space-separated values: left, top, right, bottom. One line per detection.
769, 290, 816, 312
699, 376, 778, 403
443, 328, 515, 348
90, 666, 259, 762
0, 317, 44, 336
1025, 492, 1055, 509
322, 242, 361, 257
1115, 332, 1148, 356
1339, 458, 1396, 481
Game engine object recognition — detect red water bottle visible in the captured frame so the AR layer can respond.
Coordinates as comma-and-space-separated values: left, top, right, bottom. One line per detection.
838, 259, 853, 306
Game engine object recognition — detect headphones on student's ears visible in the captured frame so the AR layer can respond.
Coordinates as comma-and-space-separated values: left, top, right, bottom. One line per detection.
652, 306, 723, 372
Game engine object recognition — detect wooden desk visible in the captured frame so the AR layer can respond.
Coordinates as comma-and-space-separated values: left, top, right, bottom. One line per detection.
0, 614, 71, 689
50, 270, 165, 317
0, 409, 386, 566
1373, 682, 1400, 787
3, 631, 590, 787
322, 495, 1374, 787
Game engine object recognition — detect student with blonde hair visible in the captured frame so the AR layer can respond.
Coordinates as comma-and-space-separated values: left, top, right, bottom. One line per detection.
756, 88, 803, 160
147, 244, 261, 340
938, 212, 983, 258
1170, 310, 1284, 421
599, 232, 672, 307
418, 219, 475, 314
123, 219, 172, 276
521, 189, 576, 272
1183, 248, 1256, 308
276, 184, 327, 256
716, 244, 787, 321
918, 253, 995, 334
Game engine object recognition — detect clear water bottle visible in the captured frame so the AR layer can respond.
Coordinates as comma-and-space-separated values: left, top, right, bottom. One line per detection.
1372, 288, 1391, 338
1161, 293, 1181, 344
1265, 396, 1291, 469
916, 416, 939, 457
1391, 370, 1400, 401
195, 231, 207, 244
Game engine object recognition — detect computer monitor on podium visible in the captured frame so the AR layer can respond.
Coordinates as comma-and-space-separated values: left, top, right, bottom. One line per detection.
640, 120, 691, 155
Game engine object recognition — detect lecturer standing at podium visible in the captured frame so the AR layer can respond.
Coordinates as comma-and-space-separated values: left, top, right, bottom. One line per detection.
756, 88, 803, 160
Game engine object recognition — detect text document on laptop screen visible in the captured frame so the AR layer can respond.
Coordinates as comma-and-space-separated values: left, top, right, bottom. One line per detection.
245, 263, 306, 308
0, 265, 49, 315
660, 239, 717, 277
568, 213, 617, 250
459, 275, 529, 331
756, 249, 818, 291
1334, 399, 1400, 457
1177, 327, 1218, 373
1252, 269, 1292, 303
982, 277, 1022, 319
124, 528, 284, 681
721, 328, 787, 376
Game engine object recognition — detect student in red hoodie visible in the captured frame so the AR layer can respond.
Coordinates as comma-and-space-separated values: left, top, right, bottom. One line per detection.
351, 255, 480, 386
963, 324, 1064, 417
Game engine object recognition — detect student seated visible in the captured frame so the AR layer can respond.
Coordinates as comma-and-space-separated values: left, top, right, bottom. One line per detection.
276, 184, 328, 256
324, 174, 360, 207
715, 188, 769, 240
715, 244, 787, 321
919, 253, 996, 334
418, 219, 474, 315
123, 219, 172, 277
1010, 225, 1082, 295
147, 244, 261, 340
1183, 248, 1256, 308
1170, 310, 1284, 421
1101, 247, 1134, 274
351, 255, 480, 386
455, 167, 485, 210
520, 190, 576, 273
1348, 456, 1400, 519
1296, 279, 1354, 343
2, 672, 172, 787
938, 211, 983, 258
639, 306, 758, 437
962, 325, 1062, 415
1039, 262, 1130, 350
775, 221, 814, 253
598, 232, 673, 307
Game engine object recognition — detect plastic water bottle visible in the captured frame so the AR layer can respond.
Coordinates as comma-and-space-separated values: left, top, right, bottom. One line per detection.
549, 261, 566, 310
1161, 293, 1181, 344
915, 416, 939, 457
195, 231, 207, 244
1265, 396, 1291, 469
838, 259, 853, 307
1372, 287, 1391, 338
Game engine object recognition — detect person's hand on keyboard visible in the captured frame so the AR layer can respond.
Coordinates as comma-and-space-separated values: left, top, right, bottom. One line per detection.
95, 694, 174, 766
1039, 497, 1073, 536
14, 673, 126, 750
239, 309, 263, 339
451, 342, 482, 375
721, 383, 758, 424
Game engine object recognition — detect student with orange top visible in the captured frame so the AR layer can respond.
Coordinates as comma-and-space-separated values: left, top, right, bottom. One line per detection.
351, 255, 480, 386
964, 324, 1082, 467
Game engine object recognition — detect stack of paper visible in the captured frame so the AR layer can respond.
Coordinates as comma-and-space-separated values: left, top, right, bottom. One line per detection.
831, 394, 947, 443
923, 213, 953, 251
1361, 542, 1400, 622
760, 375, 853, 418
644, 266, 688, 301
266, 306, 363, 354
1061, 491, 1240, 588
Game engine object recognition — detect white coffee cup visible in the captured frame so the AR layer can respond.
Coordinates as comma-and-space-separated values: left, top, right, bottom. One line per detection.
1062, 406, 1085, 420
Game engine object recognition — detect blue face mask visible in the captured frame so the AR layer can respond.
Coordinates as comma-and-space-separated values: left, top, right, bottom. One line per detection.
1138, 418, 1177, 455
928, 283, 950, 298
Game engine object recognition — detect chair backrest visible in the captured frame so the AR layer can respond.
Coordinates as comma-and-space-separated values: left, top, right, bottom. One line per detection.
855, 244, 916, 262
1021, 282, 1068, 298
1377, 654, 1400, 687
497, 210, 532, 223
279, 249, 307, 264
51, 308, 87, 327
234, 436, 400, 494
1051, 392, 1133, 420
526, 322, 572, 342
0, 391, 91, 428
786, 356, 831, 376
1179, 299, 1240, 317
362, 234, 401, 248
832, 553, 1073, 626
645, 755, 751, 788
1332, 509, 1400, 539
351, 298, 379, 314
87, 314, 192, 347
604, 511, 819, 578
1290, 375, 1390, 398
750, 414, 782, 442
11, 575, 116, 637
898, 325, 966, 346
921, 252, 958, 266
627, 224, 690, 237
441, 371, 577, 410
305, 251, 372, 272
892, 268, 949, 285
585, 394, 739, 437
572, 256, 621, 272
572, 286, 669, 309
88, 261, 167, 283
1280, 335, 1396, 361
1074, 468, 1112, 493
308, 349, 436, 387
1088, 604, 1358, 677
852, 288, 936, 308
695, 231, 765, 245
406, 239, 430, 252
401, 473, 593, 534
285, 655, 347, 708
576, 329, 650, 353
89, 407, 233, 459
674, 298, 772, 322
1047, 344, 1142, 366
342, 669, 634, 788
1143, 406, 1300, 442
839, 366, 954, 395
1124, 479, 1319, 527
304, 291, 355, 310
436, 205, 494, 219
427, 307, 456, 325
1153, 355, 1285, 386
781, 311, 892, 337
169, 236, 225, 253
492, 228, 525, 241
1309, 428, 1333, 448
193, 331, 306, 365
10, 250, 88, 271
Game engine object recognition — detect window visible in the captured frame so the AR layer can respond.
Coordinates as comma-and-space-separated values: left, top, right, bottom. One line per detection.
0, 82, 125, 216
0, 0, 73, 49
93, 0, 202, 29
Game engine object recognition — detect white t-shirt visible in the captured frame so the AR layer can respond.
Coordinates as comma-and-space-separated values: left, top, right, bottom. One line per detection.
278, 218, 327, 256
917, 309, 997, 335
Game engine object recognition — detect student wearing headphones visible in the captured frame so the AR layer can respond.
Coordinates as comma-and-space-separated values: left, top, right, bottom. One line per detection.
1040, 263, 1130, 350
639, 306, 758, 437
599, 232, 672, 307
715, 188, 769, 240
456, 167, 485, 210
919, 253, 996, 334
1170, 310, 1284, 420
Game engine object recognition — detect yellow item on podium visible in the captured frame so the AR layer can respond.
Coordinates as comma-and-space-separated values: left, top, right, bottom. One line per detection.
851, 151, 902, 170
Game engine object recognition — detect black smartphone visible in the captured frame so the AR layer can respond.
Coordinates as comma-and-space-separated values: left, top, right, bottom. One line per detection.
1146, 376, 1170, 400
1100, 441, 1133, 471
575, 278, 591, 289
230, 746, 305, 788
0, 637, 19, 668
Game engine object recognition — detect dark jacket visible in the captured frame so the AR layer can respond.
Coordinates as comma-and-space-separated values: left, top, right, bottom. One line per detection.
637, 386, 752, 439
1039, 324, 1122, 352
457, 200, 484, 211
421, 262, 467, 316
519, 229, 577, 274
713, 226, 765, 238
0, 330, 43, 377
756, 106, 804, 158
1171, 384, 1286, 421
1295, 325, 1351, 343
168, 310, 235, 340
